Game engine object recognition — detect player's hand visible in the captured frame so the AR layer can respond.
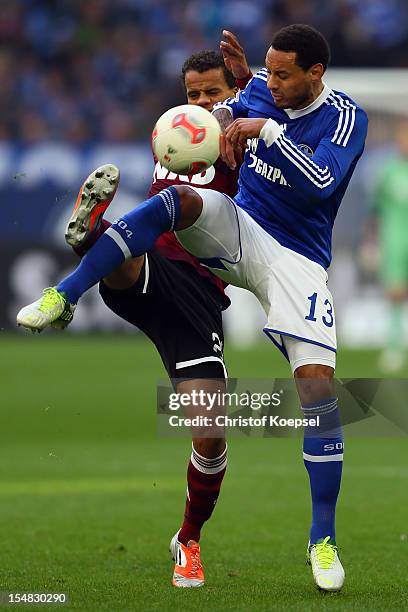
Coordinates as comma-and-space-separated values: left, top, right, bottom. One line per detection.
219, 133, 238, 170
221, 119, 267, 169
220, 30, 251, 80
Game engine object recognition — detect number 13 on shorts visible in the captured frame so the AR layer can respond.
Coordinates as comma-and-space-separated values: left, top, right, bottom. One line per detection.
305, 292, 334, 328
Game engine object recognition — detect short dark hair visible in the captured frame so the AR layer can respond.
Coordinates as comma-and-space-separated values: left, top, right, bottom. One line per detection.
272, 24, 331, 72
181, 50, 236, 89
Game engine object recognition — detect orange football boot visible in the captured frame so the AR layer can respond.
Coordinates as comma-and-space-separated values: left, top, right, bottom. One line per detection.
65, 164, 120, 248
170, 531, 205, 587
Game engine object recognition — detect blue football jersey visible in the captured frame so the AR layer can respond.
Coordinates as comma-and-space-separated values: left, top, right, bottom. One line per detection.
214, 68, 368, 269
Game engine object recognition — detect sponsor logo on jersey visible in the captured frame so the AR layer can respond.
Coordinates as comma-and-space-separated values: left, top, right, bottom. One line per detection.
247, 137, 259, 154
247, 152, 289, 186
152, 161, 216, 186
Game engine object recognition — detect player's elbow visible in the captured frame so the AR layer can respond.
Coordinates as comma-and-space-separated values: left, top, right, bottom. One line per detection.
297, 168, 337, 200
310, 181, 337, 201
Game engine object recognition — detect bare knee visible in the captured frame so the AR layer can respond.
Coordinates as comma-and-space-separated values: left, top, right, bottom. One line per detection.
294, 364, 335, 405
174, 185, 203, 229
103, 255, 144, 290
176, 378, 226, 453
192, 437, 226, 459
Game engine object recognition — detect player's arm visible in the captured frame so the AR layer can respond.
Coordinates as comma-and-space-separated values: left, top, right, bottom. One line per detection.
215, 109, 267, 169
213, 109, 236, 170
212, 80, 254, 169
259, 109, 369, 200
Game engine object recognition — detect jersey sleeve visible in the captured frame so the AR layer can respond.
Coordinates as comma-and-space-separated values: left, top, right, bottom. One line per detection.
212, 77, 253, 119
262, 108, 368, 200
235, 71, 253, 90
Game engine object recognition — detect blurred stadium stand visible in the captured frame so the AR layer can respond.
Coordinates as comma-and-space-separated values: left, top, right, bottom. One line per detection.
1, 0, 407, 143
1, 0, 408, 346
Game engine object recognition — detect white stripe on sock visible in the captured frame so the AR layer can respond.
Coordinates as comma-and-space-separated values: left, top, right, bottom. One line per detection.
191, 444, 228, 474
105, 227, 132, 260
303, 452, 343, 462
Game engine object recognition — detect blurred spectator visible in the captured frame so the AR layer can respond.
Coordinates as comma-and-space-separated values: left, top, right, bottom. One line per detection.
367, 119, 408, 372
1, 0, 407, 143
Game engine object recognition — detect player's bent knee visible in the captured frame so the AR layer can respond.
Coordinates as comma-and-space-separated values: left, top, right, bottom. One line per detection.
294, 364, 335, 405
174, 185, 203, 229
192, 437, 226, 459
284, 337, 337, 404
295, 364, 334, 379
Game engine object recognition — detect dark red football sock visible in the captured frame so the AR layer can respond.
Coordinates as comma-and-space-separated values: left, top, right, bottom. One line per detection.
73, 219, 112, 257
178, 445, 227, 545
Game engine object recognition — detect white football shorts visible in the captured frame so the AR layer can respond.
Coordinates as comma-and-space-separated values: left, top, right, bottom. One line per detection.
175, 187, 337, 372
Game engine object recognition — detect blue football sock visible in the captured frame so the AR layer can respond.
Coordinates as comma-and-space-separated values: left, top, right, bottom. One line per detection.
302, 398, 343, 544
57, 187, 180, 303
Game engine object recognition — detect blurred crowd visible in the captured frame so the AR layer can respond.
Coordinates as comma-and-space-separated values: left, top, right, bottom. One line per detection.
1, 0, 408, 143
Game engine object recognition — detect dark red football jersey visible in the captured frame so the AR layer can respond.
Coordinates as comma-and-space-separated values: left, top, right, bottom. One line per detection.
148, 73, 252, 304
149, 157, 240, 304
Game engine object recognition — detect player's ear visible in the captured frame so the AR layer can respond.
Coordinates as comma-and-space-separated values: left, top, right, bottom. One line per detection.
310, 63, 325, 81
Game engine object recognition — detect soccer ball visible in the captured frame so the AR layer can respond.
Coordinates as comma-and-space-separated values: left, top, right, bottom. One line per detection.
152, 104, 221, 175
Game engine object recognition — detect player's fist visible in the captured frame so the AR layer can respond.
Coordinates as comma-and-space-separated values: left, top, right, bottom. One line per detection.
225, 118, 268, 148
220, 119, 267, 169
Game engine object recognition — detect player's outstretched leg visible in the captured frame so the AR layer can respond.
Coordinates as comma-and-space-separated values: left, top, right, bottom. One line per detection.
296, 366, 345, 592
16, 184, 202, 331
16, 164, 121, 332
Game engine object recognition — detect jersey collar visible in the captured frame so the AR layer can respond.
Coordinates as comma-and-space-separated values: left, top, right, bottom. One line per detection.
283, 83, 332, 119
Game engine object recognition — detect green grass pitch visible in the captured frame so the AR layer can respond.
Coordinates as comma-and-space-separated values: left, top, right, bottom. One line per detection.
0, 335, 407, 611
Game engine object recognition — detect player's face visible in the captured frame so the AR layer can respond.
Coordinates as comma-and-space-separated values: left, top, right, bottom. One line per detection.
184, 68, 237, 112
265, 47, 322, 110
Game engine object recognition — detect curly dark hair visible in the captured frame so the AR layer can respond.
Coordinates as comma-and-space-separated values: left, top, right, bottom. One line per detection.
181, 50, 236, 89
272, 24, 331, 72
